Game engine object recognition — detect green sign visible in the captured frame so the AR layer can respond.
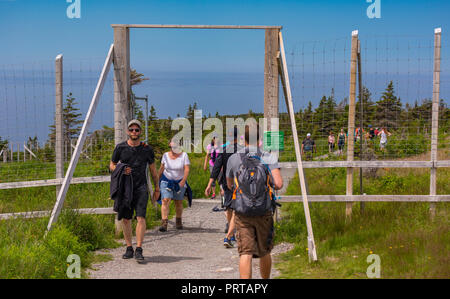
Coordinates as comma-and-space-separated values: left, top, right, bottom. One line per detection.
264, 131, 284, 151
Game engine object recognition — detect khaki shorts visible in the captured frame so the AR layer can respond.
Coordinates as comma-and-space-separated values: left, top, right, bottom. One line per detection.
235, 212, 274, 258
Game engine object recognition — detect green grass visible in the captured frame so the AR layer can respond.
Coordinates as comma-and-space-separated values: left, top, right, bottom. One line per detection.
274, 159, 450, 278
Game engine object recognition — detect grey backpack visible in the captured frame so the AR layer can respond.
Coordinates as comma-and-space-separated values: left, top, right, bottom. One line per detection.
232, 149, 275, 216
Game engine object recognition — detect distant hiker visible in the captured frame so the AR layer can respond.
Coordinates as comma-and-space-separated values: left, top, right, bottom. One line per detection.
204, 136, 220, 199
377, 127, 391, 152
301, 133, 316, 160
328, 131, 335, 153
338, 128, 347, 155
205, 127, 242, 248
368, 125, 376, 140
226, 124, 283, 279
158, 140, 191, 232
110, 119, 160, 262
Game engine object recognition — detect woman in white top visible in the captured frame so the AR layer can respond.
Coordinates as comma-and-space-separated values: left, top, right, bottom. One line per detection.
377, 127, 391, 152
158, 140, 190, 231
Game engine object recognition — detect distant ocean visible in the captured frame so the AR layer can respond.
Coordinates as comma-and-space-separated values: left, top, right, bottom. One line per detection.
0, 67, 448, 147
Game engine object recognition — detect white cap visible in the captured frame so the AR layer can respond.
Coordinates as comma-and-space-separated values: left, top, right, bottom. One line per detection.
307, 133, 311, 137
128, 119, 142, 129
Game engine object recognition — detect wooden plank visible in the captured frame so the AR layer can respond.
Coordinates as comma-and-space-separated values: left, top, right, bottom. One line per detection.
430, 28, 442, 218
111, 24, 282, 30
346, 30, 359, 219
46, 44, 114, 233
279, 195, 450, 203
0, 207, 115, 221
0, 176, 110, 190
278, 160, 445, 168
279, 31, 318, 262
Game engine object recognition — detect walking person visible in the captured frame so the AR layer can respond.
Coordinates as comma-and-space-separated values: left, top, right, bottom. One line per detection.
109, 120, 160, 261
328, 131, 335, 154
301, 133, 316, 160
205, 127, 242, 248
204, 137, 220, 199
226, 124, 283, 279
337, 128, 347, 156
377, 127, 392, 152
158, 140, 190, 232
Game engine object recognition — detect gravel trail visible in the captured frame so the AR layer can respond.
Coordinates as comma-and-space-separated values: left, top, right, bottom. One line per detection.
88, 200, 293, 279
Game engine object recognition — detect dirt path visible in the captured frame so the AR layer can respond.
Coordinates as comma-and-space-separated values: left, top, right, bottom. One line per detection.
88, 200, 294, 279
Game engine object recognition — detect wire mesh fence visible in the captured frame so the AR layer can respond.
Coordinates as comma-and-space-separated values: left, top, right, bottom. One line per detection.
0, 30, 448, 216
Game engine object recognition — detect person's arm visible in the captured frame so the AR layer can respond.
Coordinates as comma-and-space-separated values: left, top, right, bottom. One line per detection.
301, 143, 304, 155
179, 165, 189, 188
226, 157, 234, 190
203, 151, 209, 171
270, 168, 283, 190
148, 163, 160, 191
179, 153, 190, 188
109, 161, 117, 172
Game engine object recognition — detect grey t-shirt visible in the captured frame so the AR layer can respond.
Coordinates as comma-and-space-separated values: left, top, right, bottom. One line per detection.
226, 146, 280, 180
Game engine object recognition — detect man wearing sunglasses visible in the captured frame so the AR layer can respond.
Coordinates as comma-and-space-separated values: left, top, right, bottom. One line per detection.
110, 119, 160, 261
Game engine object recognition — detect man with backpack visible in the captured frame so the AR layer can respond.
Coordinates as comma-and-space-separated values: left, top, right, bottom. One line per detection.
226, 124, 283, 279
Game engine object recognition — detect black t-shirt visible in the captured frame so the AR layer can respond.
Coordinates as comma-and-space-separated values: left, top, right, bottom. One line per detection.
302, 138, 315, 151
111, 141, 155, 188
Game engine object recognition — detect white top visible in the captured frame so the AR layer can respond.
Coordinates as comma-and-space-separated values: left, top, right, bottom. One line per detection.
380, 131, 387, 143
161, 152, 190, 181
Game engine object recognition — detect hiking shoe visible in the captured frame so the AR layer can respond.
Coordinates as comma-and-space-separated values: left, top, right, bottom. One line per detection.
135, 247, 144, 261
211, 193, 216, 199
122, 246, 134, 259
176, 217, 183, 230
224, 237, 234, 248
230, 235, 236, 244
159, 219, 168, 232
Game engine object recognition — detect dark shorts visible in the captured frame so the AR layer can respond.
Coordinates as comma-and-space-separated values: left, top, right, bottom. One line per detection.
222, 188, 233, 210
235, 212, 274, 258
338, 142, 345, 150
117, 184, 149, 220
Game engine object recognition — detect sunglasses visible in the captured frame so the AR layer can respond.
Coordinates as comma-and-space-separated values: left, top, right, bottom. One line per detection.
128, 128, 140, 132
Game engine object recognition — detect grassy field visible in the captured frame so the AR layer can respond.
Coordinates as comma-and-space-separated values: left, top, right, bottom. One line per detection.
0, 144, 448, 278
274, 149, 450, 278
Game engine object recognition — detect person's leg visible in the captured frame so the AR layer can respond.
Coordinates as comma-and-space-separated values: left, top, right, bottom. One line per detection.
259, 254, 272, 279
175, 199, 183, 219
226, 210, 235, 239
136, 216, 146, 248
161, 198, 171, 219
122, 218, 133, 247
239, 254, 253, 279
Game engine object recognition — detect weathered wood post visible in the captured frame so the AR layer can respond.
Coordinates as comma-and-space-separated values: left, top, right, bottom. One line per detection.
264, 28, 280, 223
113, 25, 131, 235
430, 28, 442, 218
264, 28, 280, 133
55, 54, 64, 198
346, 30, 358, 219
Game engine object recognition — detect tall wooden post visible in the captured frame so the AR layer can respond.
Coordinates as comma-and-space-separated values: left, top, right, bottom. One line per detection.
264, 28, 280, 132
357, 39, 365, 214
55, 54, 64, 198
113, 26, 131, 235
430, 28, 442, 218
346, 30, 358, 219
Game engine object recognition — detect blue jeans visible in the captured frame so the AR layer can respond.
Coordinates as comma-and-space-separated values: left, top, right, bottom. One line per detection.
160, 180, 186, 201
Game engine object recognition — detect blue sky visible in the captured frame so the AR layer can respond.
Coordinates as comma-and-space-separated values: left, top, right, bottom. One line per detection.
0, 0, 448, 71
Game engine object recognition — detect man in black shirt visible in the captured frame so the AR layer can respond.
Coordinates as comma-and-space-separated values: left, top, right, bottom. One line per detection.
110, 119, 160, 261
